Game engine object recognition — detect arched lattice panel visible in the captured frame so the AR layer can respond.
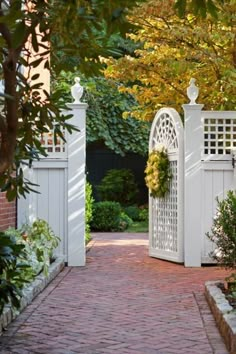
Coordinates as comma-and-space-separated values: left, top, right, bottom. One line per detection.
149, 108, 184, 263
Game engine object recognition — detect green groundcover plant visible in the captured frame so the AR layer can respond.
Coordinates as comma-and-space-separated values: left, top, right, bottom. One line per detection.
0, 219, 60, 315
0, 232, 30, 315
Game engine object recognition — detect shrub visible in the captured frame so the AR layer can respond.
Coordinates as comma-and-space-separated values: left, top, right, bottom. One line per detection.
139, 207, 149, 222
118, 212, 133, 231
123, 205, 140, 221
97, 169, 138, 206
207, 190, 236, 270
91, 201, 121, 231
86, 181, 94, 243
0, 232, 30, 315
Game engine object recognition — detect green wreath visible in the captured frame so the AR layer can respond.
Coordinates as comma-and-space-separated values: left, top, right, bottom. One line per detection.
144, 148, 172, 198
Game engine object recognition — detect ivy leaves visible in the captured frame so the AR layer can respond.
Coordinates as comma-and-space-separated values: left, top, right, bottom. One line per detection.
85, 77, 151, 156
54, 73, 151, 156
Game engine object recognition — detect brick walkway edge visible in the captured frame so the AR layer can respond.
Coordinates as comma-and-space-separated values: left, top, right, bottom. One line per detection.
0, 233, 230, 354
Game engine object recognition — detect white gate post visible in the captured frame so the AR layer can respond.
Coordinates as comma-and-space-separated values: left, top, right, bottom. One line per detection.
66, 78, 87, 266
183, 79, 204, 267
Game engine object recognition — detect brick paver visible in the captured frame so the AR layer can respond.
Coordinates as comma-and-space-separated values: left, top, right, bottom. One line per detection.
0, 233, 230, 354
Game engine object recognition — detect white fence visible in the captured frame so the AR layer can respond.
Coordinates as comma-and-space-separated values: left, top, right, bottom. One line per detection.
149, 81, 236, 266
17, 88, 87, 266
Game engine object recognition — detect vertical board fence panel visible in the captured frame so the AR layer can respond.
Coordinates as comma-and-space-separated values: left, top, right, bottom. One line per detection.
17, 92, 87, 266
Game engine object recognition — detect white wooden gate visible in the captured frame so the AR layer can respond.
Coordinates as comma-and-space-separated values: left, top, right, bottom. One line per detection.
149, 81, 236, 267
149, 108, 184, 263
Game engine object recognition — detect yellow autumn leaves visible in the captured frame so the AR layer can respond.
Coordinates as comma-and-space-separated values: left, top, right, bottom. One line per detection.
104, 0, 236, 121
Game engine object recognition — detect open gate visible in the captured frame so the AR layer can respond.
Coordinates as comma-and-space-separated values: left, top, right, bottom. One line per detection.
149, 108, 184, 263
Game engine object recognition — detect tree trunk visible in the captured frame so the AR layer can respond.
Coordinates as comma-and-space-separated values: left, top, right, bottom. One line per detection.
0, 50, 18, 174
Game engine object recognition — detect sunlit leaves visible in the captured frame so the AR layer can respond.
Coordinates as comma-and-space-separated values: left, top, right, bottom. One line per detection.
104, 0, 236, 120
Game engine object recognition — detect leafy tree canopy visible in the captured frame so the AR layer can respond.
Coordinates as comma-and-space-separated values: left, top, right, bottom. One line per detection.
0, 0, 145, 200
104, 0, 236, 121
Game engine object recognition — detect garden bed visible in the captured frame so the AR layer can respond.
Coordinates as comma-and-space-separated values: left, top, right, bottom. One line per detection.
0, 256, 65, 335
205, 281, 236, 353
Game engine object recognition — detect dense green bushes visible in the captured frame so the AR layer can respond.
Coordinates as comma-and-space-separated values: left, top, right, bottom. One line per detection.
91, 201, 148, 232
97, 169, 138, 206
124, 206, 141, 221
91, 201, 122, 231
89, 168, 148, 232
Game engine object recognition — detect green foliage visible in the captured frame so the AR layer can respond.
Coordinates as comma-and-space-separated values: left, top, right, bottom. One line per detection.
5, 228, 40, 281
0, 232, 30, 315
174, 0, 224, 18
126, 220, 149, 233
53, 73, 150, 156
145, 149, 172, 198
207, 191, 236, 270
123, 205, 148, 223
91, 201, 133, 231
0, 0, 146, 199
91, 201, 122, 231
138, 207, 149, 222
21, 219, 60, 276
50, 0, 146, 75
86, 181, 94, 244
0, 219, 60, 315
123, 206, 141, 221
97, 169, 139, 206
118, 212, 133, 231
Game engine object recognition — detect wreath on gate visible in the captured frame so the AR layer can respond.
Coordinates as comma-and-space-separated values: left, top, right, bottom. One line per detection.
144, 146, 172, 198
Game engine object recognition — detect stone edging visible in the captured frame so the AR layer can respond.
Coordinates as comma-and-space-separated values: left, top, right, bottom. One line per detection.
86, 238, 96, 253
0, 256, 65, 335
205, 280, 236, 353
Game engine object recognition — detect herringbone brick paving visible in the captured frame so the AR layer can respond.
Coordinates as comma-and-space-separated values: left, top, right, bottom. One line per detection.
0, 233, 230, 354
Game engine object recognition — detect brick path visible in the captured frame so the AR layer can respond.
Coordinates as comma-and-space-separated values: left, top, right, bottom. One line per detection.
0, 233, 229, 354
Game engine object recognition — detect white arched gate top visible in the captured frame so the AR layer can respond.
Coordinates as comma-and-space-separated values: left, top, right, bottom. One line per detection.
149, 108, 184, 263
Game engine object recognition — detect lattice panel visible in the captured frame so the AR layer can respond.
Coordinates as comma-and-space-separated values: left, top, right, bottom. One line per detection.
151, 113, 178, 151
151, 160, 178, 252
41, 128, 66, 157
204, 118, 236, 155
